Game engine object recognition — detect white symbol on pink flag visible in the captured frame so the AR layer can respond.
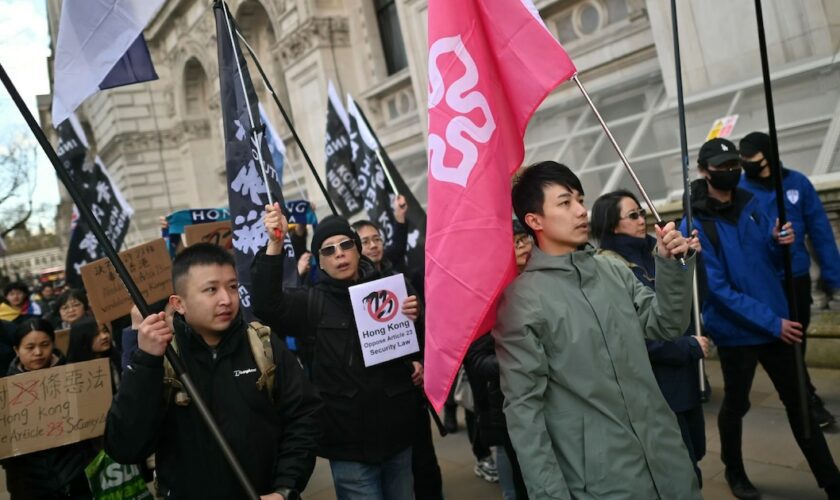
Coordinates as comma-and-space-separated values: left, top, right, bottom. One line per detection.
427, 35, 496, 188
423, 0, 578, 410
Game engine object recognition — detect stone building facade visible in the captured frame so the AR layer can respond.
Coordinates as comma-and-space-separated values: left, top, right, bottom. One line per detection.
39, 0, 840, 249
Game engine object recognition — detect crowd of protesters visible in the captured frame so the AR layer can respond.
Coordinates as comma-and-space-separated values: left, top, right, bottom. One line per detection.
0, 129, 838, 500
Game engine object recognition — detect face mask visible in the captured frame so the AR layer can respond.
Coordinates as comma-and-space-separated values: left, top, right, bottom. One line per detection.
740, 159, 766, 179
706, 169, 741, 191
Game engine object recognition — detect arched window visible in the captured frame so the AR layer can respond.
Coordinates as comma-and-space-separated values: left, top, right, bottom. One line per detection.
183, 59, 208, 116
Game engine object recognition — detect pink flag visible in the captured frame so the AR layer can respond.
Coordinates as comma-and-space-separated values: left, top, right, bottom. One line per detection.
424, 0, 576, 409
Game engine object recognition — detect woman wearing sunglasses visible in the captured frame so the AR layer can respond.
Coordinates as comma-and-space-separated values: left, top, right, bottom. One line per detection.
591, 189, 708, 486
252, 206, 423, 500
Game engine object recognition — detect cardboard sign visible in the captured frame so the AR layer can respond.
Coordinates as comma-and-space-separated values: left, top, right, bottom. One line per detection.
54, 329, 70, 356
183, 220, 233, 250
0, 358, 112, 459
706, 115, 739, 140
349, 274, 419, 367
80, 239, 173, 325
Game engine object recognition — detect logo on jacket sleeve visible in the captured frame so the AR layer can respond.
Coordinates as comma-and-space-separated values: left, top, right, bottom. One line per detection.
786, 189, 800, 205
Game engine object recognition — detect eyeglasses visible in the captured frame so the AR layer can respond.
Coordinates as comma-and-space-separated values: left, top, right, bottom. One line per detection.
622, 209, 647, 221
514, 236, 532, 248
361, 236, 383, 247
319, 239, 356, 257
60, 301, 84, 312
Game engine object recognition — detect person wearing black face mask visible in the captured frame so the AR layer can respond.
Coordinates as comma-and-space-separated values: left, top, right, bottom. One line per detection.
738, 131, 840, 429
680, 137, 840, 500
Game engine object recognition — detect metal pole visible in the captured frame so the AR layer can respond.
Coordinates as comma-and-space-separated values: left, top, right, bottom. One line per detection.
0, 61, 260, 500
753, 0, 810, 438
374, 149, 399, 196
669, 0, 706, 394
572, 75, 687, 268
572, 75, 662, 222
236, 30, 338, 216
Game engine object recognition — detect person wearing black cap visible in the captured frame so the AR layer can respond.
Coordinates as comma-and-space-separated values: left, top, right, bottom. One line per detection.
252, 204, 423, 500
739, 131, 840, 428
681, 138, 840, 500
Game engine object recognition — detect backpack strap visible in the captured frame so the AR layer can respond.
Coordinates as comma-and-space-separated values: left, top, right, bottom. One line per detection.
162, 337, 191, 406
247, 321, 276, 403
698, 218, 719, 254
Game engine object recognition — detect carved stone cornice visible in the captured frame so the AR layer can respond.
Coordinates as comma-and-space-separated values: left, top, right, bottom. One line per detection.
276, 16, 350, 69
97, 118, 212, 161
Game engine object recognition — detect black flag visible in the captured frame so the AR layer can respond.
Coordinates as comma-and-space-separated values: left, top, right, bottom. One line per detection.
215, 4, 297, 318
58, 116, 133, 288
325, 82, 362, 217
346, 97, 426, 281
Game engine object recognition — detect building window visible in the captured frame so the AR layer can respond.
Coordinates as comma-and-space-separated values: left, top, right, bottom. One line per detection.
375, 0, 408, 75
183, 59, 208, 116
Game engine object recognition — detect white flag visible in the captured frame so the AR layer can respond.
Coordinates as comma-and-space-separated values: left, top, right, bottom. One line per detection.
51, 0, 165, 127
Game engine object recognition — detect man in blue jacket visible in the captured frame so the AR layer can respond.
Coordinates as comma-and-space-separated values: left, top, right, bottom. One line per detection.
739, 131, 840, 428
684, 138, 840, 500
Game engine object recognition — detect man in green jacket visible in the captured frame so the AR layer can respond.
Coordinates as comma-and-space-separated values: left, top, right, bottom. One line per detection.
494, 161, 700, 499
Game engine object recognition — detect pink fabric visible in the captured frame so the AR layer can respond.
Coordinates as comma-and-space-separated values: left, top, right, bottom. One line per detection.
424, 0, 577, 410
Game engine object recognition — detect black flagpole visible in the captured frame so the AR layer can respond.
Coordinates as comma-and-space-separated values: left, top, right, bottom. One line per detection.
0, 63, 260, 499
670, 0, 706, 394
235, 29, 338, 216
753, 0, 810, 438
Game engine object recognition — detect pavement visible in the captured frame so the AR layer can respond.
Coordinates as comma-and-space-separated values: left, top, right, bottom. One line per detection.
303, 359, 840, 500
0, 360, 837, 499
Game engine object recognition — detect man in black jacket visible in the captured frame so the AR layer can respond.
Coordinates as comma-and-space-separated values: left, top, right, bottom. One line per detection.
253, 205, 422, 500
104, 243, 321, 500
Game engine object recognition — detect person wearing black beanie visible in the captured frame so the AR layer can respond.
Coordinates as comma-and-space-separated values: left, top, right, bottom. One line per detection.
739, 131, 840, 429
252, 204, 424, 500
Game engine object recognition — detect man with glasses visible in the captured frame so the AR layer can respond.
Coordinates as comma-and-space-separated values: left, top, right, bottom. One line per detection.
738, 131, 840, 429
684, 138, 840, 499
352, 195, 409, 276
252, 207, 424, 500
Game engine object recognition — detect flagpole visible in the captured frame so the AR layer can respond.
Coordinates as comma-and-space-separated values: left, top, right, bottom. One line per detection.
220, 2, 284, 242
0, 61, 260, 500
352, 99, 400, 196
236, 30, 339, 216
669, 0, 706, 395
374, 149, 400, 196
572, 75, 662, 222
753, 0, 810, 438
572, 75, 686, 267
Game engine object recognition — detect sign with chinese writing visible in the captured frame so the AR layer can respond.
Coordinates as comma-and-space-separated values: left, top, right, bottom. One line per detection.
0, 358, 112, 459
349, 274, 419, 367
80, 239, 173, 324
706, 115, 739, 140
183, 220, 233, 251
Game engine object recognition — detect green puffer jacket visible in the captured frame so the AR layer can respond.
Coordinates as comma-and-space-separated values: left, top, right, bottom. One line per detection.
493, 247, 700, 500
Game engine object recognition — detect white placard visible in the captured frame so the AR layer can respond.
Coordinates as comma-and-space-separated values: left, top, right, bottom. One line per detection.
349, 273, 420, 367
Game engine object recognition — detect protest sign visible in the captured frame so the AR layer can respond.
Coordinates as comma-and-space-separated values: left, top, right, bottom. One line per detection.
80, 238, 173, 325
348, 274, 419, 367
54, 329, 70, 356
86, 450, 153, 499
706, 115, 739, 140
0, 358, 112, 459
183, 220, 233, 250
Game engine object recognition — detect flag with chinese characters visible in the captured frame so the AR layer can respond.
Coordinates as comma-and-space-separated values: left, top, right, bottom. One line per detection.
59, 115, 133, 288
325, 81, 362, 217
346, 97, 426, 279
215, 4, 297, 317
424, 0, 577, 409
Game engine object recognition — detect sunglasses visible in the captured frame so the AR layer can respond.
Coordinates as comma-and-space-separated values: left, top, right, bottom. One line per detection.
622, 209, 647, 221
319, 239, 356, 257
